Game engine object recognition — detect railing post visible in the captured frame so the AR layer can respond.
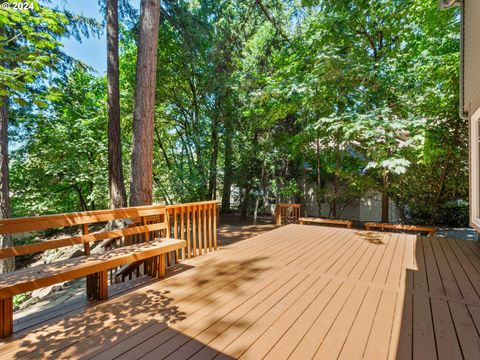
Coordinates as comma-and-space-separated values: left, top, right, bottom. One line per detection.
275, 205, 281, 225
83, 223, 96, 299
141, 216, 150, 242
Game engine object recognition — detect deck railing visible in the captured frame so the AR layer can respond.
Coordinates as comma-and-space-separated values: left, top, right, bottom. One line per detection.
0, 200, 219, 290
274, 203, 301, 225
166, 201, 218, 260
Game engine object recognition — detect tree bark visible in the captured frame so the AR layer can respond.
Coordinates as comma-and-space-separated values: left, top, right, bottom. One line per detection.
0, 95, 13, 273
129, 0, 161, 206
221, 118, 233, 211
431, 149, 452, 223
240, 184, 251, 221
331, 141, 340, 219
208, 103, 219, 200
381, 173, 389, 223
316, 138, 322, 217
107, 0, 127, 209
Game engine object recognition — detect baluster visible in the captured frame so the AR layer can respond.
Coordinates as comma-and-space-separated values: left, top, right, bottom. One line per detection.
208, 204, 213, 252
186, 206, 191, 258
202, 203, 207, 254
193, 206, 198, 257
197, 205, 201, 255
213, 203, 217, 250
180, 206, 185, 261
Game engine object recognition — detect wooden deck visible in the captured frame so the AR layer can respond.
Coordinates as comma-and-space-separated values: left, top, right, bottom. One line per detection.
1, 224, 480, 359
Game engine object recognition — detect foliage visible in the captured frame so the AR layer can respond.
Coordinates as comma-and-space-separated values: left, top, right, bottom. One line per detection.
4, 0, 468, 226
10, 67, 109, 215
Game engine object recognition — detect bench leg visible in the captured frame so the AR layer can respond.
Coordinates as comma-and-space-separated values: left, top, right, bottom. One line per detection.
158, 254, 166, 278
98, 270, 108, 300
88, 271, 108, 301
86, 274, 96, 299
0, 297, 13, 338
148, 255, 166, 279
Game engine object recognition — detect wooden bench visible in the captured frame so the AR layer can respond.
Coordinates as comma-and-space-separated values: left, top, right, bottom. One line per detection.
365, 222, 436, 236
299, 217, 353, 229
0, 205, 186, 338
0, 238, 184, 338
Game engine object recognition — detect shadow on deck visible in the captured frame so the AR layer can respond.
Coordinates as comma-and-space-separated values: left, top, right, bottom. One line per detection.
2, 225, 480, 359
1, 256, 268, 359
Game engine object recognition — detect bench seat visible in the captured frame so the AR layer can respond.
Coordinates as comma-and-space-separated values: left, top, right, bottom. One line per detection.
299, 217, 353, 229
0, 238, 185, 338
365, 222, 436, 236
0, 238, 185, 300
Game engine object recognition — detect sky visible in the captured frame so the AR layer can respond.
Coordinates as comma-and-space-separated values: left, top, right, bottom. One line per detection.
49, 0, 140, 74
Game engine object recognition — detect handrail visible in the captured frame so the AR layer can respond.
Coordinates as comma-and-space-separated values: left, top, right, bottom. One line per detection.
0, 205, 166, 234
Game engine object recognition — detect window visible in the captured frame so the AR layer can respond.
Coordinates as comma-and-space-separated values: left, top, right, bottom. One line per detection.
471, 107, 480, 229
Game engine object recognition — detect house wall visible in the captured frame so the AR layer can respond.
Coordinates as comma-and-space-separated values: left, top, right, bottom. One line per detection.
463, 1, 480, 231
304, 185, 402, 223
229, 184, 402, 223
464, 0, 480, 115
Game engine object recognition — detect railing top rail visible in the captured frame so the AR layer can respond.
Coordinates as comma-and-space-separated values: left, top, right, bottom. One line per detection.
0, 205, 166, 235
277, 203, 301, 207
166, 200, 220, 210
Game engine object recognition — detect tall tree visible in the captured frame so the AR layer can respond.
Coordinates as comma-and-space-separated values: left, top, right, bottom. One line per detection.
107, 0, 127, 208
0, 2, 100, 272
0, 94, 12, 273
129, 0, 161, 206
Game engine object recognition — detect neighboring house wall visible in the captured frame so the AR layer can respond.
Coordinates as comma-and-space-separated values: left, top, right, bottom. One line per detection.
463, 0, 480, 116
304, 185, 403, 223
229, 184, 403, 223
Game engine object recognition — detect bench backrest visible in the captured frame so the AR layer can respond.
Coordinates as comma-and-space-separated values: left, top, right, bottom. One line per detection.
0, 205, 167, 260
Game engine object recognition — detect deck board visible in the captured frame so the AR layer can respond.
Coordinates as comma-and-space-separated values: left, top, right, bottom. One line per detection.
1, 224, 480, 359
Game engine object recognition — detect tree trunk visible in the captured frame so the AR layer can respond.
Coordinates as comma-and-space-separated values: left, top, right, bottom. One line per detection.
129, 0, 161, 206
240, 185, 251, 221
431, 149, 452, 223
331, 141, 340, 219
381, 173, 389, 223
316, 138, 322, 217
221, 118, 233, 211
208, 104, 219, 200
107, 0, 127, 209
0, 95, 13, 273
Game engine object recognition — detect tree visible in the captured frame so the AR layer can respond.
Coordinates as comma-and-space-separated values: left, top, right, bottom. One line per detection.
0, 3, 69, 273
0, 93, 11, 273
107, 0, 127, 208
10, 67, 109, 216
129, 0, 161, 206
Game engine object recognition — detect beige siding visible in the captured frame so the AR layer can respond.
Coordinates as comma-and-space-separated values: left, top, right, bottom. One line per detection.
304, 185, 402, 223
464, 0, 480, 115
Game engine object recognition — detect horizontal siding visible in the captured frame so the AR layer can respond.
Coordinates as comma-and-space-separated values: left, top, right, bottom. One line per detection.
465, 0, 480, 115
304, 185, 402, 223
